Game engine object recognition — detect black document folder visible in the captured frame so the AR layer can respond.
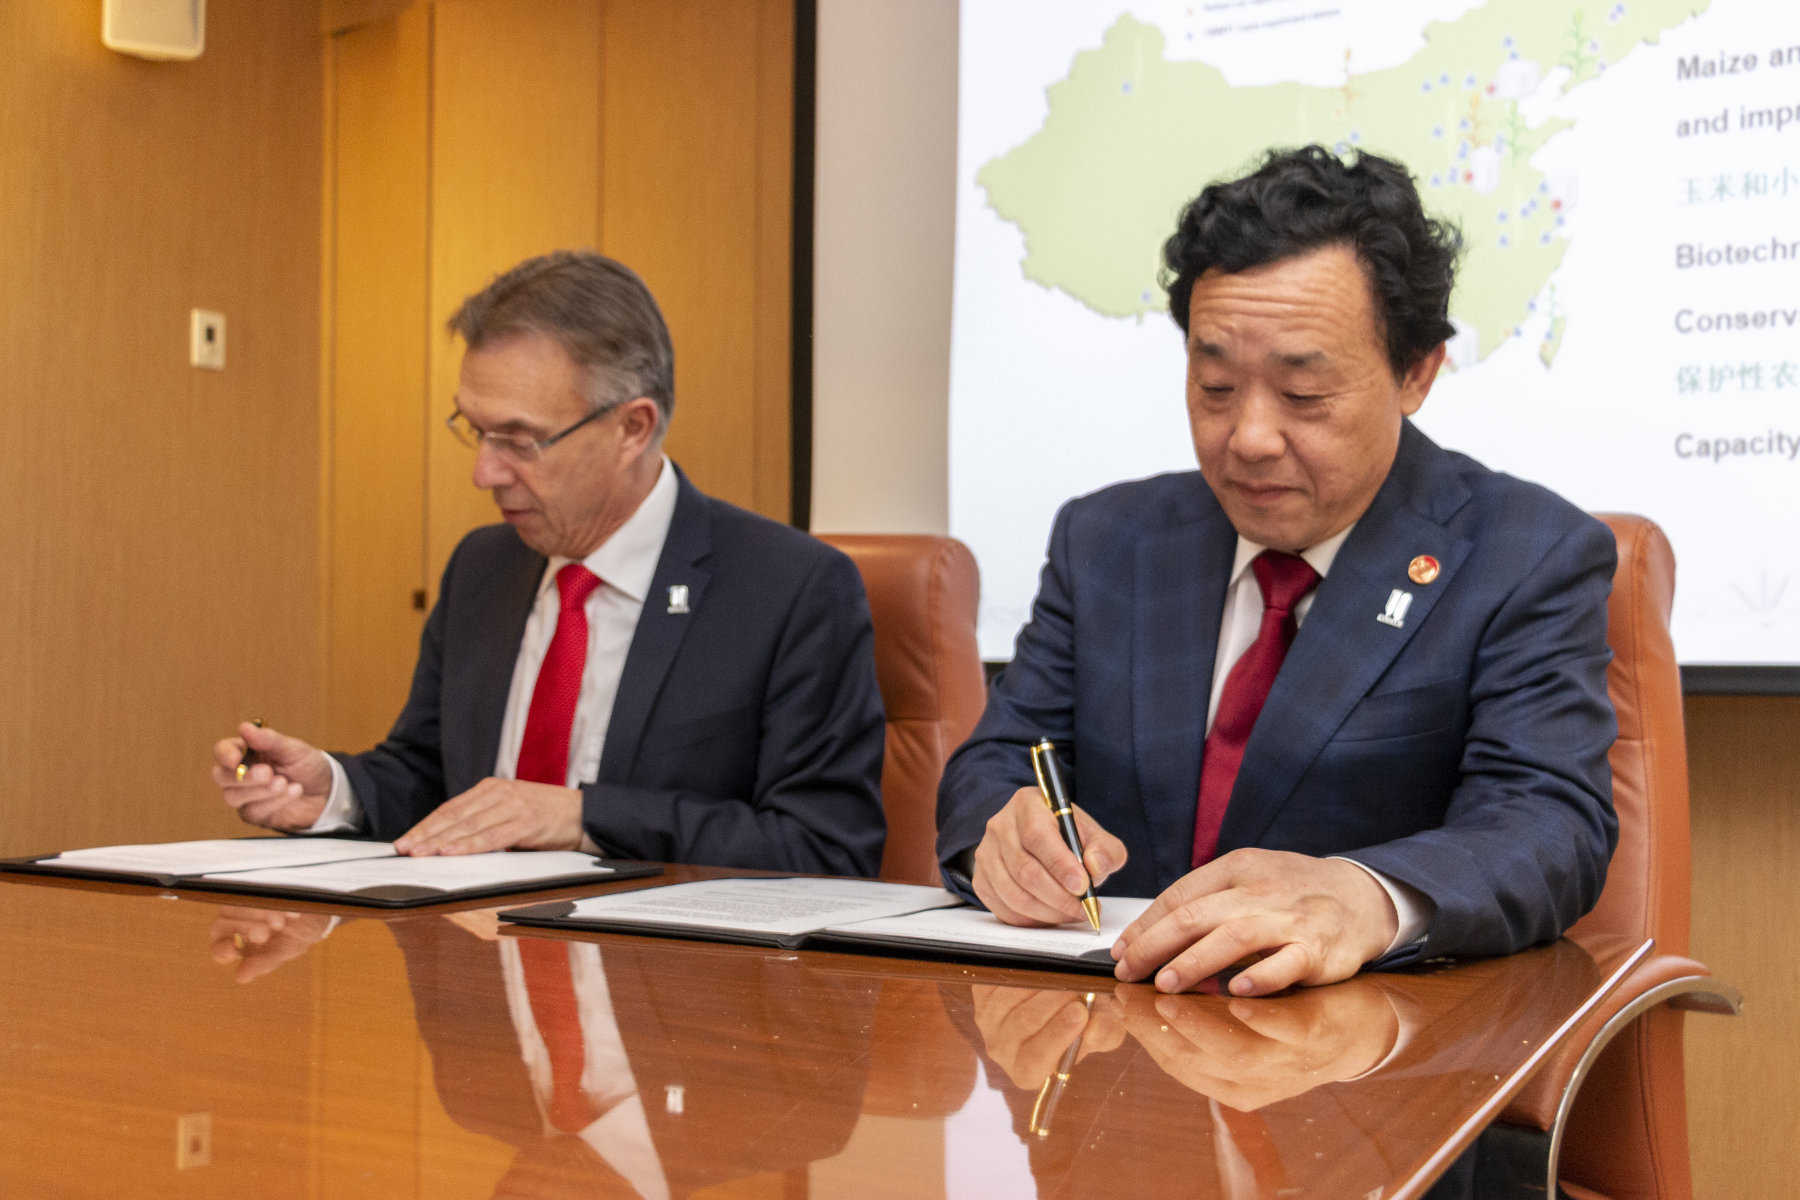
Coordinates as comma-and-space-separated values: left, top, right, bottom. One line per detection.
1, 837, 662, 908
501, 876, 1149, 974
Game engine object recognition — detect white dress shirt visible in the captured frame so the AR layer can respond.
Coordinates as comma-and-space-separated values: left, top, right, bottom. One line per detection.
310, 457, 680, 834
1209, 527, 1431, 956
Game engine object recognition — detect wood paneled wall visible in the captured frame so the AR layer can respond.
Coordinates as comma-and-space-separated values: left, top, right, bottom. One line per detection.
1684, 694, 1800, 1200
324, 0, 796, 749
0, 4, 325, 855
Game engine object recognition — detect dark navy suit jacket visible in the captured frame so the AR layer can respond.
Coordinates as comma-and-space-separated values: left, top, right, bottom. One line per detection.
937, 422, 1618, 963
336, 468, 887, 876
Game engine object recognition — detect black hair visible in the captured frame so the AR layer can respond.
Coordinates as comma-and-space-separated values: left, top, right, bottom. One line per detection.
1161, 145, 1461, 378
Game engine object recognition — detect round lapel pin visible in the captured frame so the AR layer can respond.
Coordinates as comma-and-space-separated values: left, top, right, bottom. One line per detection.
1407, 555, 1441, 585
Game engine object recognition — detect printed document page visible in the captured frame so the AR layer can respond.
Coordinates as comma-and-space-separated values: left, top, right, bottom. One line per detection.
207, 851, 612, 894
49, 837, 397, 877
560, 877, 963, 937
835, 897, 1155, 959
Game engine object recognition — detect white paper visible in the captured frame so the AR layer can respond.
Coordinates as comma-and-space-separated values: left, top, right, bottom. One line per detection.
560, 877, 963, 937
204, 851, 612, 894
835, 897, 1155, 959
49, 837, 397, 877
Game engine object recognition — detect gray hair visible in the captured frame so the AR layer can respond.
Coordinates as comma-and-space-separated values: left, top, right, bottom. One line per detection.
447, 250, 675, 437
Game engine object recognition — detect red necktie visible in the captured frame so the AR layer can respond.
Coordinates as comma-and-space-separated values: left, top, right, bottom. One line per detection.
1191, 551, 1320, 869
515, 564, 602, 787
518, 939, 601, 1133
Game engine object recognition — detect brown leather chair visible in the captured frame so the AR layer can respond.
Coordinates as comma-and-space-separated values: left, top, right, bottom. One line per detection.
818, 535, 987, 885
1498, 513, 1739, 1200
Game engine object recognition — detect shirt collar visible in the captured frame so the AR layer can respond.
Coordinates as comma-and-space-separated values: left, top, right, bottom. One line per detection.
1226, 522, 1356, 588
539, 456, 677, 604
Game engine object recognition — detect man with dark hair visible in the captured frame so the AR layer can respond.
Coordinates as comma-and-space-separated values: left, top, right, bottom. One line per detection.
212, 250, 886, 874
937, 147, 1618, 996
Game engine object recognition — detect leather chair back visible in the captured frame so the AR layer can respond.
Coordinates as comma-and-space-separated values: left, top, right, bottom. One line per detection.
1571, 513, 1691, 957
818, 535, 987, 884
1505, 514, 1697, 1200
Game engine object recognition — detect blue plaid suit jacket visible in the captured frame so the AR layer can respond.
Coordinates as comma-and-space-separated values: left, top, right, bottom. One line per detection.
937, 421, 1618, 964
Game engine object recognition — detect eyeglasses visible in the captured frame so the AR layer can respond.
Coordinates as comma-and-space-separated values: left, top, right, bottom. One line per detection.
444, 402, 616, 463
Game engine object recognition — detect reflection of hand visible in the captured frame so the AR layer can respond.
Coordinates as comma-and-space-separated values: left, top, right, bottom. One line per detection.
1117, 977, 1399, 1110
210, 721, 334, 831
441, 907, 505, 941
208, 907, 332, 983
1111, 849, 1397, 995
971, 786, 1128, 927
970, 984, 1127, 1089
394, 777, 583, 855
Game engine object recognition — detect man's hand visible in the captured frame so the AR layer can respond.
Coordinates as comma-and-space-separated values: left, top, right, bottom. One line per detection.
972, 786, 1128, 926
1111, 849, 1398, 996
394, 777, 584, 856
211, 721, 334, 831
1118, 979, 1399, 1110
208, 907, 333, 984
970, 985, 1127, 1089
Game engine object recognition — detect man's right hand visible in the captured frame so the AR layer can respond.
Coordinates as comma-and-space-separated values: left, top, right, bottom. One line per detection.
211, 721, 333, 831
972, 785, 1127, 926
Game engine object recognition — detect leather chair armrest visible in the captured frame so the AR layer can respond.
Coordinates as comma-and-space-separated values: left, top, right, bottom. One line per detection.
1499, 952, 1740, 1200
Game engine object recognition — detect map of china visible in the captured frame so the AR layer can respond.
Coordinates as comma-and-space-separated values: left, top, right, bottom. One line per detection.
979, 0, 1709, 367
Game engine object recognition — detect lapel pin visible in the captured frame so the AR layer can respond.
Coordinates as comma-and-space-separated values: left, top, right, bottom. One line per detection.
1408, 555, 1440, 585
666, 584, 690, 615
1377, 588, 1413, 628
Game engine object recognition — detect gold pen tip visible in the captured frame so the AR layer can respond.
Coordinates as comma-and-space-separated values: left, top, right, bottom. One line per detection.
1082, 897, 1101, 932
234, 763, 247, 782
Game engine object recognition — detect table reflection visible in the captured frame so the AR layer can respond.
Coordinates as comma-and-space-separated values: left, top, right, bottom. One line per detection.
1, 872, 1633, 1200
938, 942, 1606, 1200
207, 906, 879, 1199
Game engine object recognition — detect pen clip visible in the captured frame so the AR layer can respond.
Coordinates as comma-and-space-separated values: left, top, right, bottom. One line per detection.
1029, 741, 1055, 809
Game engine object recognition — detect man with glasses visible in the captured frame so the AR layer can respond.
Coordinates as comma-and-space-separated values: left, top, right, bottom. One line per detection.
210, 251, 886, 874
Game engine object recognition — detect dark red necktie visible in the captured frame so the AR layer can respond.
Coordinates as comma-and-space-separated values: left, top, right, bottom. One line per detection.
518, 939, 601, 1133
515, 563, 602, 787
1191, 551, 1320, 869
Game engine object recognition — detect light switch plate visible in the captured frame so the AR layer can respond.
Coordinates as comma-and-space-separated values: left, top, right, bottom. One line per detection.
176, 1111, 212, 1168
190, 309, 225, 370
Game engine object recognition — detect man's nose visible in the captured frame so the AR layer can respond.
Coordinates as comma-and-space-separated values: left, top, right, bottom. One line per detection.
470, 439, 515, 488
1227, 391, 1287, 462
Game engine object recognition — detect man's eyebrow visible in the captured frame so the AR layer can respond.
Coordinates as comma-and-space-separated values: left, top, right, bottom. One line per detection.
1273, 350, 1330, 370
1190, 339, 1229, 358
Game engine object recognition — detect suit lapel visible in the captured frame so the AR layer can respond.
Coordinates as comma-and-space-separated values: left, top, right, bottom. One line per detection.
1218, 422, 1474, 852
1133, 494, 1236, 889
462, 541, 545, 790
597, 468, 713, 783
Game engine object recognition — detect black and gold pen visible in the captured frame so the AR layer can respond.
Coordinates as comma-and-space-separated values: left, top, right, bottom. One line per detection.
1030, 738, 1101, 932
235, 717, 265, 782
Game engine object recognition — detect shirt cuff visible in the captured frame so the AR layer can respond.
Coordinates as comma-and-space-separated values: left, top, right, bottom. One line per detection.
1332, 857, 1433, 958
306, 756, 366, 836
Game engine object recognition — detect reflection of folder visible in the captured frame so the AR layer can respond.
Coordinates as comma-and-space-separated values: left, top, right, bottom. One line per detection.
502, 877, 1153, 975
1, 837, 661, 907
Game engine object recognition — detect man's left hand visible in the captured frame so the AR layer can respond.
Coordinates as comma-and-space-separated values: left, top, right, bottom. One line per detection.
395, 777, 584, 855
1111, 849, 1398, 996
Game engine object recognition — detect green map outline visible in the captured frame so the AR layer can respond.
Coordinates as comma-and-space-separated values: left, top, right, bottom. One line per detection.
978, 0, 1711, 365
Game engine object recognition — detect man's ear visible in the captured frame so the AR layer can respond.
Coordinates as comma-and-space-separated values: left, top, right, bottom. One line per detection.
615, 397, 663, 456
1398, 342, 1447, 417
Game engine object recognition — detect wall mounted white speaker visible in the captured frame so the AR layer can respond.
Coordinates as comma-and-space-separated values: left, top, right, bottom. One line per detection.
102, 0, 206, 62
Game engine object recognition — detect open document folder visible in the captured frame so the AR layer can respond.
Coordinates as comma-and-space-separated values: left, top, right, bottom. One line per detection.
0, 836, 660, 907
501, 876, 1154, 974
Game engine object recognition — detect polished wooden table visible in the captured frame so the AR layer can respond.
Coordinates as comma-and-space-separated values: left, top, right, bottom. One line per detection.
0, 867, 1643, 1200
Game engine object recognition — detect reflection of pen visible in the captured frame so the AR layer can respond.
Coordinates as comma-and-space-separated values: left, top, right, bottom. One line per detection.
235, 717, 265, 782
1029, 992, 1093, 1138
1030, 738, 1101, 931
